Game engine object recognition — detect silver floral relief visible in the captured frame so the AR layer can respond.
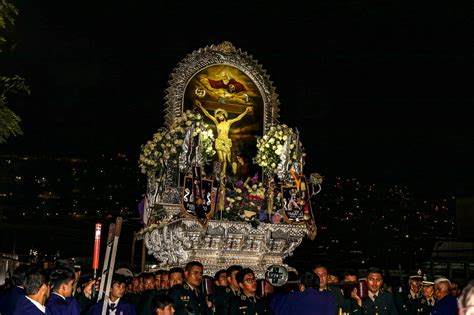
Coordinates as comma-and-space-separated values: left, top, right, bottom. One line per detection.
140, 218, 309, 277
164, 41, 280, 133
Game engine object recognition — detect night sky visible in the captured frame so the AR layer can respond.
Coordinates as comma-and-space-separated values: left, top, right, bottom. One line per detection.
2, 0, 472, 199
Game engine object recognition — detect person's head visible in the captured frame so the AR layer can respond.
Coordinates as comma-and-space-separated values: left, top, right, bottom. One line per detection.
226, 265, 243, 290
451, 279, 461, 297
184, 261, 203, 288
49, 267, 75, 297
160, 270, 169, 289
328, 274, 339, 284
23, 266, 50, 303
54, 258, 81, 286
409, 271, 422, 294
131, 276, 140, 293
154, 272, 162, 289
12, 264, 31, 287
214, 269, 228, 287
343, 270, 358, 283
434, 277, 451, 300
236, 268, 257, 296
459, 280, 474, 315
367, 267, 384, 294
299, 271, 320, 291
168, 267, 184, 288
110, 273, 127, 302
215, 108, 228, 122
143, 272, 155, 291
313, 265, 328, 289
151, 294, 175, 315
421, 274, 435, 298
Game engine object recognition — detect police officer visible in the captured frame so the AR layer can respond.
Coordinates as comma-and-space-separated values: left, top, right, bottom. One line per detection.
214, 265, 243, 315
168, 261, 211, 315
353, 267, 398, 315
228, 268, 271, 315
418, 274, 435, 315
394, 270, 423, 315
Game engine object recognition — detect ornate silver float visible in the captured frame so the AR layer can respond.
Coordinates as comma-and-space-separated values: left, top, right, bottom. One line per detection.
137, 42, 319, 277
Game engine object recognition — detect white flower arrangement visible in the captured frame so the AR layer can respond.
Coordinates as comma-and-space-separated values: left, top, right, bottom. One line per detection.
139, 110, 216, 175
254, 124, 305, 176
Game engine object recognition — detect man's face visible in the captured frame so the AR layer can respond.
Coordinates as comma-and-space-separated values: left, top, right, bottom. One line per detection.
314, 267, 328, 289
110, 282, 126, 300
238, 273, 257, 296
228, 270, 240, 290
367, 272, 383, 294
132, 278, 140, 293
157, 304, 175, 315
435, 282, 449, 300
169, 272, 183, 288
450, 282, 460, 297
344, 275, 357, 282
62, 279, 75, 298
144, 277, 155, 291
409, 279, 421, 294
185, 266, 203, 288
422, 285, 434, 298
154, 275, 161, 289
215, 272, 228, 287
161, 273, 169, 289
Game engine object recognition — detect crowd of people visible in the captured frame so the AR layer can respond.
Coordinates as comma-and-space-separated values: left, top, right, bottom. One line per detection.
1, 258, 473, 315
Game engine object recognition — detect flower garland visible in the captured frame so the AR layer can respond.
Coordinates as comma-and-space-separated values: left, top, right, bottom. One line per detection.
253, 124, 305, 177
139, 110, 216, 175
223, 175, 265, 221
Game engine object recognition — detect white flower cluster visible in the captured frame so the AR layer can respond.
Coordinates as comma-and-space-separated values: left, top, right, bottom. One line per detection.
139, 110, 216, 175
254, 124, 305, 176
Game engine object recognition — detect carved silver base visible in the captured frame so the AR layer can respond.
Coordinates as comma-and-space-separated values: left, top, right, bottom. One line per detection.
137, 205, 309, 278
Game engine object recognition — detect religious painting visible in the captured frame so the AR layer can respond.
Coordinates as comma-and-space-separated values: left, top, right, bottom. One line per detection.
181, 174, 214, 220
281, 180, 309, 224
183, 65, 264, 181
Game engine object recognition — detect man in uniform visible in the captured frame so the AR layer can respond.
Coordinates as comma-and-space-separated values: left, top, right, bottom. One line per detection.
46, 267, 81, 315
214, 265, 243, 315
168, 261, 211, 315
88, 273, 137, 315
228, 268, 271, 315
13, 266, 51, 315
0, 264, 30, 315
418, 274, 435, 315
394, 270, 423, 315
353, 267, 398, 315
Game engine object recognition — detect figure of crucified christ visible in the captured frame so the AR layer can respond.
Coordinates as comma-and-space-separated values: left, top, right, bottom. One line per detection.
194, 100, 251, 178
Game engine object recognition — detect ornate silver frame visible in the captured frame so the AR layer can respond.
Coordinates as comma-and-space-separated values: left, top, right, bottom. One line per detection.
163, 41, 280, 133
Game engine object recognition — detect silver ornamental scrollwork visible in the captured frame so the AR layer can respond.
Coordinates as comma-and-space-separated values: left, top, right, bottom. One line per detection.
144, 223, 191, 266
141, 218, 309, 275
164, 41, 280, 133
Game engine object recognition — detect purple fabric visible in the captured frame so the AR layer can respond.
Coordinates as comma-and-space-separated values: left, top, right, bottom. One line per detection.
138, 197, 145, 224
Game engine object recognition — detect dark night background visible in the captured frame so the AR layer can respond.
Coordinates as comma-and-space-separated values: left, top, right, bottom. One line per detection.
0, 0, 472, 274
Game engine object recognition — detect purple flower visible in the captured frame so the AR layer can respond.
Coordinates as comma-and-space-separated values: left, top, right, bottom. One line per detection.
235, 180, 245, 189
250, 173, 259, 185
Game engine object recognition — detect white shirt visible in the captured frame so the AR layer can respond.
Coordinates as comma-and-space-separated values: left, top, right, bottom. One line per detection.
108, 297, 120, 315
25, 296, 46, 314
369, 290, 380, 301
